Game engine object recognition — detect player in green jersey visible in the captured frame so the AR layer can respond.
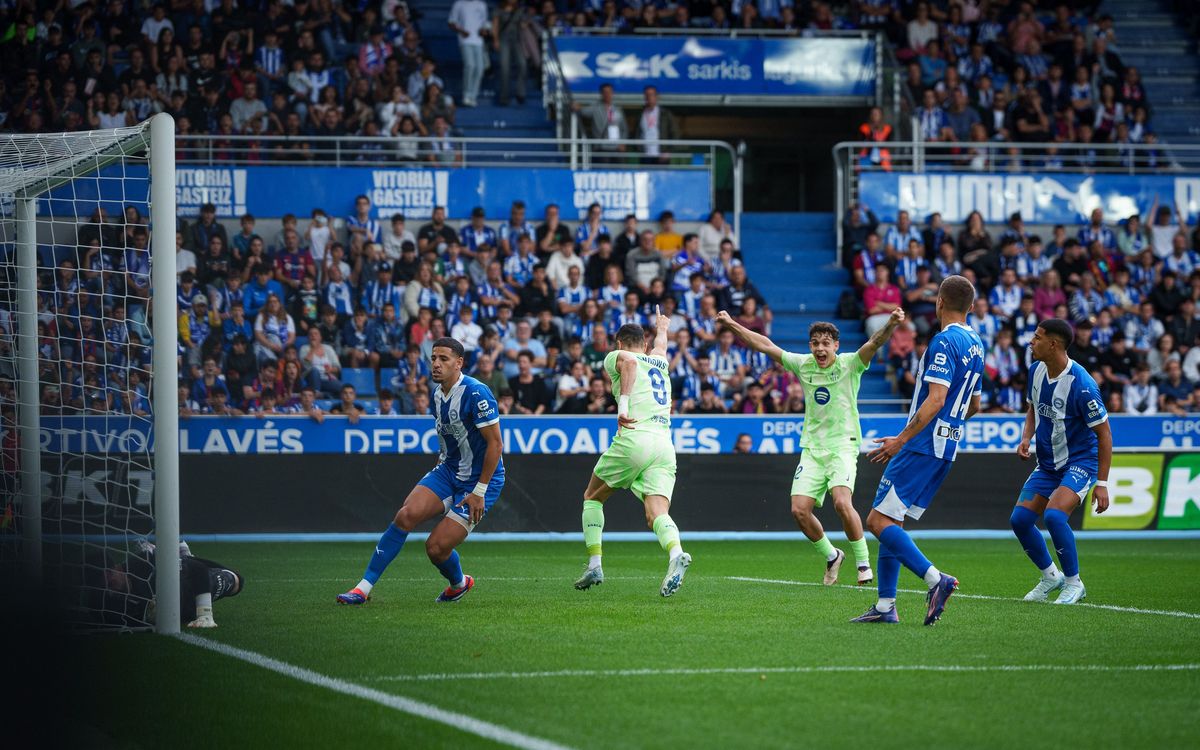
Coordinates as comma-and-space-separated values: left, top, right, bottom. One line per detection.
718, 307, 905, 585
574, 307, 691, 597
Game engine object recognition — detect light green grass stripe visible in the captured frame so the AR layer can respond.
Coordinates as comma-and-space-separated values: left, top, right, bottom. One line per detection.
726, 576, 1200, 619
177, 633, 576, 750
370, 664, 1200, 683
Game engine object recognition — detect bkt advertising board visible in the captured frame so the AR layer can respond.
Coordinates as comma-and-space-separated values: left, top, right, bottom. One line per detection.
39, 414, 1200, 456
41, 164, 711, 222
556, 36, 876, 98
859, 172, 1200, 225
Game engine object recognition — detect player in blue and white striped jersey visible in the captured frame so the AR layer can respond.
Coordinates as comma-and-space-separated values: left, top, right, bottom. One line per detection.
1011, 319, 1112, 605
337, 337, 504, 605
853, 276, 984, 626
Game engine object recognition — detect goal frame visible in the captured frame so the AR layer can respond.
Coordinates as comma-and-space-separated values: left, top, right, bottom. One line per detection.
11, 113, 179, 634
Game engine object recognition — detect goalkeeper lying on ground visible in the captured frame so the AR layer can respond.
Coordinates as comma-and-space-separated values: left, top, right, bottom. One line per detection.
122, 540, 244, 628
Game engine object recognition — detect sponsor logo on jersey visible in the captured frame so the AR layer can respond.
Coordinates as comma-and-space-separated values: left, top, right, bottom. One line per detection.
936, 424, 963, 441
814, 386, 831, 405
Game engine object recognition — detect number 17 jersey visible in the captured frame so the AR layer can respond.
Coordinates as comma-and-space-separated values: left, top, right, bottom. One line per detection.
604, 350, 672, 435
903, 322, 985, 462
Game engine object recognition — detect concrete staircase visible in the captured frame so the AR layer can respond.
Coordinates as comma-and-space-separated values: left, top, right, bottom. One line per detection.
416, 0, 557, 158
1101, 0, 1200, 143
739, 213, 899, 407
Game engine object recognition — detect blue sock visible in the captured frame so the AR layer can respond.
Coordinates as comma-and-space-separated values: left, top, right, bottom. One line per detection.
434, 549, 465, 588
877, 545, 900, 599
1010, 506, 1053, 571
1044, 508, 1079, 577
878, 525, 933, 580
363, 523, 408, 585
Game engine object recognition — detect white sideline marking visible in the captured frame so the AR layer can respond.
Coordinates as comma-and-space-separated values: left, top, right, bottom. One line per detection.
372, 663, 1200, 683
727, 576, 1200, 620
176, 633, 575, 750
258, 576, 649, 583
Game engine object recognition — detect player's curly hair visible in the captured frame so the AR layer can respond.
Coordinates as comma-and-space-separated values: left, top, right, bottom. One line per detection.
808, 322, 840, 342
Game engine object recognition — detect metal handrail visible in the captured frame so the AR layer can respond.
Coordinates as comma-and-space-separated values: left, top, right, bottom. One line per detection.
560, 27, 877, 39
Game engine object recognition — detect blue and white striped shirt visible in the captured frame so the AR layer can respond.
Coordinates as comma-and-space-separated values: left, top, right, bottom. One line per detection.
1028, 359, 1107, 472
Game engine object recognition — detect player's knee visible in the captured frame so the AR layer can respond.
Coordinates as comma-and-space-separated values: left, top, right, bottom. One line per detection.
832, 495, 855, 514
790, 501, 811, 524
1009, 506, 1032, 530
425, 536, 449, 562
866, 513, 887, 537
394, 507, 417, 531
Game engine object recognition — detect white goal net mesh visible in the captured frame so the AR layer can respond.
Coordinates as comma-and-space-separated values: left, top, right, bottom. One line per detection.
0, 121, 170, 631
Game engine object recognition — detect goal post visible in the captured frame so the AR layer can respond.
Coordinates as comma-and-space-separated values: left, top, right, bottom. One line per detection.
3, 113, 178, 633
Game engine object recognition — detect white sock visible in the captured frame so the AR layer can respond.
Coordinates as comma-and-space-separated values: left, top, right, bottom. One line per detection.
1040, 564, 1060, 579
875, 597, 896, 612
194, 592, 213, 619
826, 549, 840, 562
588, 554, 602, 570
923, 566, 942, 588
356, 579, 373, 595
668, 545, 683, 561
1065, 574, 1081, 586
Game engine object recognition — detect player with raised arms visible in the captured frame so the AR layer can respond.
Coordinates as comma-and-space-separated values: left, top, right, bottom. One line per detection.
717, 308, 907, 585
854, 275, 984, 625
574, 307, 691, 597
1011, 319, 1111, 604
336, 337, 504, 605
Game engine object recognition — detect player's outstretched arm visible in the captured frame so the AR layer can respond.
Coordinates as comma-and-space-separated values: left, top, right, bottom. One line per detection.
1092, 419, 1112, 514
650, 305, 670, 358
714, 310, 784, 363
869, 382, 948, 463
857, 308, 905, 366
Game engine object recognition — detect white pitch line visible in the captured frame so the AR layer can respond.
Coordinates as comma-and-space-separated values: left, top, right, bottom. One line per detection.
727, 576, 1200, 620
176, 633, 576, 750
371, 663, 1200, 683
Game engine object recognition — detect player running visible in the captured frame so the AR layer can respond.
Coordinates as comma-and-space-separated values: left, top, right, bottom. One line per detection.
853, 275, 983, 625
337, 337, 504, 605
1011, 319, 1112, 604
717, 308, 907, 586
574, 307, 691, 597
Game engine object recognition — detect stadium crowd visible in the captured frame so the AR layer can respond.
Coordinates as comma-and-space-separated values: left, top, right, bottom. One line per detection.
846, 200, 1200, 415
853, 1, 1157, 169
0, 0, 539, 147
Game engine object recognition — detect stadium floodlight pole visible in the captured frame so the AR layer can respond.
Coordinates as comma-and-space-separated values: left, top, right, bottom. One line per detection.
149, 113, 181, 635
15, 197, 41, 585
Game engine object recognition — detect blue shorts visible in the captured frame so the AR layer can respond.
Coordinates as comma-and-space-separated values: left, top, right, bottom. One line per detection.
1018, 464, 1096, 504
418, 463, 505, 532
872, 449, 953, 522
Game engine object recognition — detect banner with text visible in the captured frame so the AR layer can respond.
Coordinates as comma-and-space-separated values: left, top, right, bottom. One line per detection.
37, 414, 1200, 456
41, 165, 712, 222
858, 172, 1200, 225
556, 36, 875, 98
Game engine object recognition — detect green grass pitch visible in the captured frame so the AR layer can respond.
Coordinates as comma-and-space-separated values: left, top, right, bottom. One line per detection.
80, 539, 1200, 749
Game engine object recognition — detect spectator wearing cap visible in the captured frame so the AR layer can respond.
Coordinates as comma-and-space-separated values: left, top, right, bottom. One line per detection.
346, 194, 382, 254
461, 207, 498, 253
381, 214, 416, 263
361, 262, 404, 319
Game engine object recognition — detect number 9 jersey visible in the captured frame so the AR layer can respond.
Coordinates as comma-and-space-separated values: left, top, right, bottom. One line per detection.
603, 350, 673, 435
902, 322, 985, 462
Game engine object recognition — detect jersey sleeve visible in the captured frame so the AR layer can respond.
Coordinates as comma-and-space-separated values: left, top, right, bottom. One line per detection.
841, 351, 869, 374
922, 334, 956, 387
1074, 376, 1108, 428
469, 384, 500, 429
780, 350, 810, 376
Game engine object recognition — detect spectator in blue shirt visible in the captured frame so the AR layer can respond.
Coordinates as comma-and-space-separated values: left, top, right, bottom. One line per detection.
1078, 208, 1117, 252
346, 194, 382, 253
244, 264, 285, 319
460, 206, 497, 253
371, 302, 406, 368
573, 202, 610, 257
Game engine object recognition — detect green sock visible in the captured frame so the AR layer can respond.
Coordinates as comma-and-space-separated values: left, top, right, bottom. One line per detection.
582, 499, 604, 557
849, 537, 870, 568
812, 535, 838, 562
651, 514, 681, 554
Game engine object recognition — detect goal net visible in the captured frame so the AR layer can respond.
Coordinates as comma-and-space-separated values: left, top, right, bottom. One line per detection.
0, 115, 179, 633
